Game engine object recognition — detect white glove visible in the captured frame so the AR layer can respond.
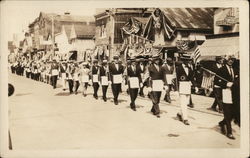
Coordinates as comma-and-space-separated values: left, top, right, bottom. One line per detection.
195, 87, 199, 93
227, 82, 233, 87
209, 88, 213, 92
164, 86, 169, 91
108, 81, 112, 84
140, 83, 143, 88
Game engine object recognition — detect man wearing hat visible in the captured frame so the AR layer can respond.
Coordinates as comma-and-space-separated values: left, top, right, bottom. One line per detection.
91, 59, 100, 99
66, 61, 75, 94
176, 54, 198, 125
209, 56, 224, 113
146, 55, 165, 118
136, 58, 147, 97
162, 57, 175, 103
99, 60, 110, 102
60, 61, 68, 91
126, 58, 142, 111
50, 60, 59, 89
109, 55, 125, 105
216, 55, 238, 139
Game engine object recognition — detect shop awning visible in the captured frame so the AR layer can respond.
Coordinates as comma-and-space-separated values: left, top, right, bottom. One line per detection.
199, 36, 239, 59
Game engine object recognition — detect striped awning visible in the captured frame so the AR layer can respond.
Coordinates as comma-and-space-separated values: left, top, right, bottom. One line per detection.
199, 36, 239, 59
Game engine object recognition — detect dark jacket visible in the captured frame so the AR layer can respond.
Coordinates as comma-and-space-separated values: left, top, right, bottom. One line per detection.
176, 64, 195, 86
216, 65, 238, 89
127, 65, 142, 83
109, 63, 124, 83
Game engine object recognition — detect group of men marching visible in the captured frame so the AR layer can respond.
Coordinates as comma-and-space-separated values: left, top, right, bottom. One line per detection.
10, 53, 240, 140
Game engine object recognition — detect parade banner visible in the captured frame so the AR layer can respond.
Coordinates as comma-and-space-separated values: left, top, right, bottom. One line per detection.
152, 80, 163, 91
129, 77, 139, 88
101, 76, 109, 86
179, 81, 191, 94
113, 74, 123, 84
222, 88, 233, 104
81, 75, 89, 83
92, 74, 99, 83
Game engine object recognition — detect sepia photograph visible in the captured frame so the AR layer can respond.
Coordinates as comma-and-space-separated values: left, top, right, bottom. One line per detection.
0, 0, 249, 158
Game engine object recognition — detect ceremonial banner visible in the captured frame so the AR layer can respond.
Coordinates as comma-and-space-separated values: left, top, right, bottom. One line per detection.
179, 81, 191, 94
129, 77, 139, 88
152, 80, 163, 91
52, 69, 59, 76
113, 74, 123, 84
222, 88, 233, 104
166, 74, 174, 84
81, 75, 89, 83
93, 74, 99, 83
101, 76, 109, 86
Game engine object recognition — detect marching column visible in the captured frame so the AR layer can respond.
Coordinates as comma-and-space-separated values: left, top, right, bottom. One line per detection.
126, 58, 142, 111
91, 59, 100, 99
176, 54, 198, 125
99, 60, 109, 102
109, 55, 124, 105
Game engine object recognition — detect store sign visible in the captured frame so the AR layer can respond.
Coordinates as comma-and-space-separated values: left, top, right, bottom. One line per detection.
216, 16, 238, 26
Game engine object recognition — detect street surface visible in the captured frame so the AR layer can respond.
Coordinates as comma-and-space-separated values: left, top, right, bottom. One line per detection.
8, 73, 240, 150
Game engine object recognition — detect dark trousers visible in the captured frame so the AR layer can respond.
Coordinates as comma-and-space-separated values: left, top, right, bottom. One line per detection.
51, 75, 58, 89
68, 79, 74, 93
102, 85, 108, 99
129, 88, 139, 109
111, 83, 121, 102
93, 83, 99, 97
150, 91, 161, 115
11, 66, 15, 73
220, 103, 234, 134
139, 84, 145, 96
211, 87, 223, 110
164, 85, 171, 102
31, 73, 34, 79
26, 72, 30, 78
74, 81, 80, 92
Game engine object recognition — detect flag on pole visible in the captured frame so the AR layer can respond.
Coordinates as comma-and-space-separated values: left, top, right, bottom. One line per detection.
201, 70, 215, 89
192, 44, 201, 65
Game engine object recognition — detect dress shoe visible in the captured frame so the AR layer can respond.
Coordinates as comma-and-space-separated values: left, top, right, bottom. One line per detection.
103, 98, 107, 102
208, 107, 217, 112
156, 114, 160, 118
177, 113, 183, 122
114, 101, 118, 105
75, 92, 78, 95
132, 108, 136, 111
218, 122, 226, 135
183, 120, 190, 125
188, 104, 194, 108
227, 134, 235, 140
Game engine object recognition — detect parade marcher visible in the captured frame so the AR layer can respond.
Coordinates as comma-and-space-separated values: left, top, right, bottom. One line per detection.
176, 54, 198, 125
217, 56, 238, 139
109, 55, 125, 105
33, 63, 39, 81
25, 62, 31, 78
162, 57, 174, 103
99, 60, 110, 102
66, 61, 74, 94
45, 61, 51, 84
73, 63, 80, 94
60, 61, 68, 91
147, 55, 166, 118
137, 58, 147, 97
209, 56, 224, 113
91, 59, 100, 99
126, 58, 142, 111
50, 60, 59, 89
80, 62, 90, 97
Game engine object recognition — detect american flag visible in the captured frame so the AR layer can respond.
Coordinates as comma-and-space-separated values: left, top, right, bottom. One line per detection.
192, 45, 201, 65
201, 70, 215, 89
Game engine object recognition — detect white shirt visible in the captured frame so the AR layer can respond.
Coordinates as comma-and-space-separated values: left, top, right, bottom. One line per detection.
182, 64, 189, 75
115, 64, 119, 71
216, 63, 222, 69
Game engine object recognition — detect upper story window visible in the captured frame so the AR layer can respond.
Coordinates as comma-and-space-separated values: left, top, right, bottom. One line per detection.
100, 24, 107, 38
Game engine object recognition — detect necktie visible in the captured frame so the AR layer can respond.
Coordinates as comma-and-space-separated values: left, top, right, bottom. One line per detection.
229, 66, 234, 81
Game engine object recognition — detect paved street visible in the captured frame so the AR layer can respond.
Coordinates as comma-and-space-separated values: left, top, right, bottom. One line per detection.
8, 73, 240, 150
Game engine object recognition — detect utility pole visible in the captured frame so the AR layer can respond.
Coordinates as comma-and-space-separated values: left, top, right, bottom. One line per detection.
51, 15, 55, 59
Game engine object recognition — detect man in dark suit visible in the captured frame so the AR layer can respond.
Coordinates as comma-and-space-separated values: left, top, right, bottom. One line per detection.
99, 60, 109, 102
176, 54, 198, 125
50, 60, 59, 89
126, 58, 142, 111
147, 55, 166, 118
109, 55, 124, 105
162, 57, 174, 103
216, 56, 238, 139
209, 56, 224, 113
137, 58, 146, 97
91, 59, 99, 99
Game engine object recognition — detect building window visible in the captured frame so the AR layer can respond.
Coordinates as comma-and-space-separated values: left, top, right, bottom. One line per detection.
100, 24, 107, 38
